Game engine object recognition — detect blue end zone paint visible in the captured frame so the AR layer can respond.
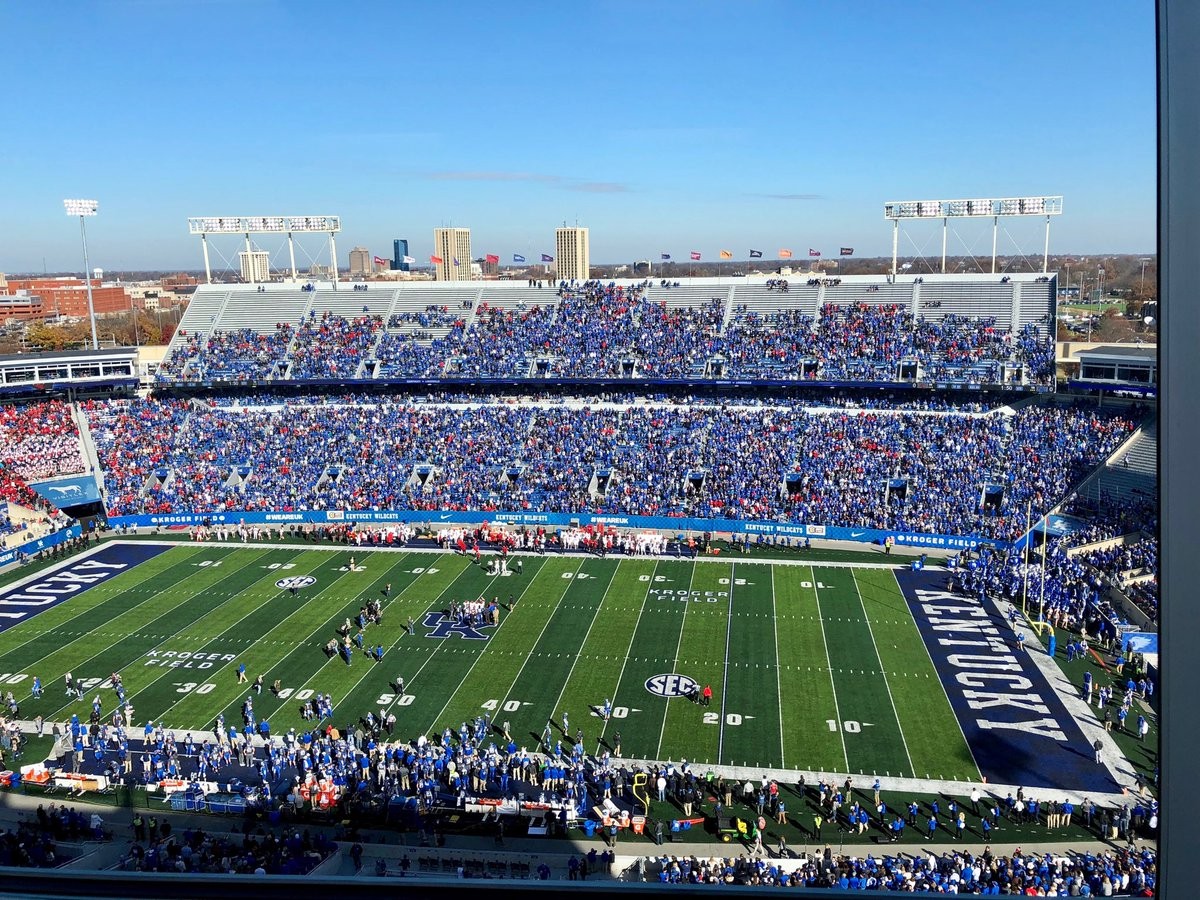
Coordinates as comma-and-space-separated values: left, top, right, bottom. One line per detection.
895, 568, 1117, 793
0, 543, 171, 633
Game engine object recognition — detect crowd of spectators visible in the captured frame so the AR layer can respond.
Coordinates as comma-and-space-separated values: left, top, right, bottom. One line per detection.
1, 465, 71, 539
641, 846, 1155, 895
85, 397, 1138, 541
0, 802, 110, 868
290, 313, 382, 380
153, 281, 1054, 387
116, 823, 334, 875
0, 401, 86, 481
157, 326, 294, 383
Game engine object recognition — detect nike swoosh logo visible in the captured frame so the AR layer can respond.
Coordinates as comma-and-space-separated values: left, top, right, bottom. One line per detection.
439, 514, 452, 520
850, 531, 866, 537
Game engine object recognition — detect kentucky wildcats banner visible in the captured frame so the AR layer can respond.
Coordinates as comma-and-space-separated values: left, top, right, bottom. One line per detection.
29, 475, 102, 507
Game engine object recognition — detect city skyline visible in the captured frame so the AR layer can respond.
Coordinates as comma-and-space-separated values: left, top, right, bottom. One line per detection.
1, 1, 1155, 272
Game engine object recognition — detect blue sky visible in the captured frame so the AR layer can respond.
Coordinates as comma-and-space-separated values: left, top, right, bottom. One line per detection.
2, 0, 1156, 273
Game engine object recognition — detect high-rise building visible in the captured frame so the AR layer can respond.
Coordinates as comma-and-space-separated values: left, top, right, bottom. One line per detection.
555, 227, 590, 282
433, 228, 472, 281
349, 246, 372, 278
392, 239, 409, 271
238, 250, 271, 283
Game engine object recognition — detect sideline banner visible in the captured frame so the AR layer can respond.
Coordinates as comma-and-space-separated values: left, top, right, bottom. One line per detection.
0, 525, 83, 569
28, 474, 103, 507
108, 509, 998, 553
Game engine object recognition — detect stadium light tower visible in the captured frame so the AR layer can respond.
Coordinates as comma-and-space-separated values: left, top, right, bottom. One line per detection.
63, 199, 100, 350
883, 196, 1063, 276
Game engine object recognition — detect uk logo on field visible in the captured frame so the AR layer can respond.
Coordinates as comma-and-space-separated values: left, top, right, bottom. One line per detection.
421, 611, 492, 641
276, 576, 316, 590
645, 673, 698, 699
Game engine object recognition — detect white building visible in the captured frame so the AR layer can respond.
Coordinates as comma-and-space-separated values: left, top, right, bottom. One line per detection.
238, 250, 271, 283
555, 227, 590, 282
433, 227, 472, 281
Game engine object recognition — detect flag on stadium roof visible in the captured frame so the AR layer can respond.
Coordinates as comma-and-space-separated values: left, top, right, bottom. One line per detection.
778, 249, 793, 258
513, 254, 526, 263
690, 251, 701, 261
373, 256, 387, 266
430, 255, 444, 264
809, 249, 822, 257
719, 250, 733, 259
541, 253, 554, 262
749, 249, 763, 258
840, 247, 854, 256
485, 254, 500, 264
402, 255, 415, 264
661, 253, 671, 260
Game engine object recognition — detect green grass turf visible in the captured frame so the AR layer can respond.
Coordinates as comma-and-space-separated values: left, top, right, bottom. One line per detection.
0, 545, 988, 782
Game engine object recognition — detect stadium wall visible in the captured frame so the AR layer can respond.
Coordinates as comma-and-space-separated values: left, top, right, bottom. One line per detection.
107, 509, 996, 552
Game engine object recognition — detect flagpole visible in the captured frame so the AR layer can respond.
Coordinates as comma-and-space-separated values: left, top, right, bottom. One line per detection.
1020, 499, 1032, 619
1038, 514, 1048, 623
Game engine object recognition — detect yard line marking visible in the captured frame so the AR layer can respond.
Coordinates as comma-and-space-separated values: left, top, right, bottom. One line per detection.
16, 546, 280, 716
716, 561, 736, 765
770, 564, 786, 768
435, 556, 577, 732
421, 557, 560, 736
220, 550, 461, 730
813, 569, 850, 772
596, 559, 658, 756
539, 560, 620, 744
147, 549, 376, 729
0, 543, 214, 673
850, 568, 915, 778
654, 559, 697, 761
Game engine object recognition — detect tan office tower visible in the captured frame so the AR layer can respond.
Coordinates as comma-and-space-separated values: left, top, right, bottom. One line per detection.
433, 228, 472, 281
555, 227, 590, 282
348, 246, 372, 277
238, 250, 271, 283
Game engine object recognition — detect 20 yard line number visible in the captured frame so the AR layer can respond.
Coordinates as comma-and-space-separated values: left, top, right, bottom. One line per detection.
704, 712, 747, 726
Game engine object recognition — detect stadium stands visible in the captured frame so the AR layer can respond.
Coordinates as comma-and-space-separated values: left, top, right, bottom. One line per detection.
83, 397, 1139, 541
641, 846, 1156, 893
0, 401, 87, 481
155, 274, 1056, 388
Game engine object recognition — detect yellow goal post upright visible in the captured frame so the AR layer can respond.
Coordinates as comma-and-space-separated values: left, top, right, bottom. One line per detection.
631, 772, 651, 816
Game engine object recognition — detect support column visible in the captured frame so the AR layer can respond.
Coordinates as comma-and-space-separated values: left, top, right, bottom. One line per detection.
202, 234, 212, 284
329, 233, 339, 285
891, 220, 899, 276
941, 217, 948, 273
1043, 214, 1051, 273
288, 233, 298, 280
991, 216, 999, 274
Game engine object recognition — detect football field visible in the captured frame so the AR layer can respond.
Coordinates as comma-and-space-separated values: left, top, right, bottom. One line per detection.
0, 540, 1074, 786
